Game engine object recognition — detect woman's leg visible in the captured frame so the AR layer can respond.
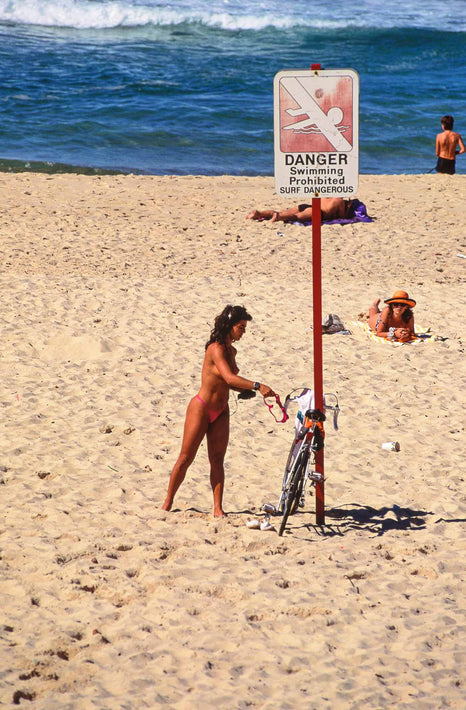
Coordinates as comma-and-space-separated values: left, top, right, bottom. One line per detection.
246, 209, 277, 220
293, 206, 313, 222
275, 205, 302, 222
368, 298, 381, 331
247, 206, 301, 222
161, 397, 209, 511
206, 408, 230, 517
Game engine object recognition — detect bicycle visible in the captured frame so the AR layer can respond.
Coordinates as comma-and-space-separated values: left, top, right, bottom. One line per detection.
276, 389, 339, 536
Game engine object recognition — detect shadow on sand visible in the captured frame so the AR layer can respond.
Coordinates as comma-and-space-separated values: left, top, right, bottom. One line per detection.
289, 503, 435, 538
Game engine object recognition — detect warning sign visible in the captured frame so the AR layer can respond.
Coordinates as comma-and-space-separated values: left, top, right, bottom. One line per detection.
274, 68, 359, 197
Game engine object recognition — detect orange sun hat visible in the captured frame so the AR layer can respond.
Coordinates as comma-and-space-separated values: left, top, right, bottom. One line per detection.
384, 290, 416, 308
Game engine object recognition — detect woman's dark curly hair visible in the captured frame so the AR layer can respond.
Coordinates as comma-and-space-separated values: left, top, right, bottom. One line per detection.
388, 304, 413, 323
205, 304, 252, 349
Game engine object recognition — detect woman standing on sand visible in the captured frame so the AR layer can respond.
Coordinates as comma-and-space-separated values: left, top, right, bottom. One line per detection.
162, 305, 275, 517
368, 290, 416, 342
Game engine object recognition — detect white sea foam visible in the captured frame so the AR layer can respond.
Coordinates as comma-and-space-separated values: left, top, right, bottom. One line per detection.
0, 0, 464, 32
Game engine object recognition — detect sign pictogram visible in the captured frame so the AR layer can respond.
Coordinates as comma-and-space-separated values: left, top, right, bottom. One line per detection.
274, 68, 359, 197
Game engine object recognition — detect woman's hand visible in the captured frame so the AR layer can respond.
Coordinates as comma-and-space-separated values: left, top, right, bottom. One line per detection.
395, 327, 411, 342
259, 383, 275, 398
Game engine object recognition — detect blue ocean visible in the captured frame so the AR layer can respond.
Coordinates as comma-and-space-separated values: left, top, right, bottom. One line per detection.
0, 0, 465, 176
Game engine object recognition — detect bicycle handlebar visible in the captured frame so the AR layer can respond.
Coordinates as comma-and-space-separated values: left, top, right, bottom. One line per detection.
286, 387, 340, 431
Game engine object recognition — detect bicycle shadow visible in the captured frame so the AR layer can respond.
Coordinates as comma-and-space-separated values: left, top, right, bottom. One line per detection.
298, 503, 434, 538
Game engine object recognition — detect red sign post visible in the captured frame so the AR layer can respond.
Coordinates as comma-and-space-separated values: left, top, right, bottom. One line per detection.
310, 63, 325, 525
274, 64, 359, 525
311, 192, 325, 524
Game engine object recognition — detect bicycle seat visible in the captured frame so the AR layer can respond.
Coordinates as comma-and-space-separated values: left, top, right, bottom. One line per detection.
305, 408, 326, 422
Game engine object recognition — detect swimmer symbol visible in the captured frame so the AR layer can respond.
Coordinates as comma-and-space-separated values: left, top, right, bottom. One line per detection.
281, 76, 352, 151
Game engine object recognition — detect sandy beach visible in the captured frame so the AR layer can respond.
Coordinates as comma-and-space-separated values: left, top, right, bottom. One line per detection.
1, 172, 465, 708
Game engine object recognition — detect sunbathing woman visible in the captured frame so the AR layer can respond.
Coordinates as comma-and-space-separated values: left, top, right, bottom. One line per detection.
246, 197, 357, 223
368, 290, 416, 342
161, 305, 275, 517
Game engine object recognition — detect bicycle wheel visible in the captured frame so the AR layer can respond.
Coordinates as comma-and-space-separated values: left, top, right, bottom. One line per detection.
278, 438, 301, 513
279, 450, 309, 536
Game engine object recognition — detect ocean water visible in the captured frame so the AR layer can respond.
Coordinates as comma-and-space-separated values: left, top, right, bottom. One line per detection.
0, 0, 465, 176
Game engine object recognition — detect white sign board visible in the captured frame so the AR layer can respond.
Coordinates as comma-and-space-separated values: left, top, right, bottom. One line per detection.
274, 68, 359, 198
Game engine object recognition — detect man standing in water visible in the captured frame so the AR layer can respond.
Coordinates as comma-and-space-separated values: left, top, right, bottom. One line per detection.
436, 115, 465, 174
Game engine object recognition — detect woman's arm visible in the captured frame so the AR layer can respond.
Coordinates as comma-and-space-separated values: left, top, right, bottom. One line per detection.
376, 314, 414, 342
379, 326, 411, 341
211, 343, 274, 397
375, 307, 411, 340
404, 315, 415, 336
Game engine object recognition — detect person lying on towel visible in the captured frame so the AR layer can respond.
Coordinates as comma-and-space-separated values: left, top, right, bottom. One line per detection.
368, 290, 416, 342
246, 197, 370, 224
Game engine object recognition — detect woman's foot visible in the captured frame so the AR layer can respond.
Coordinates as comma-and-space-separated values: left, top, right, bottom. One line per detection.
246, 210, 260, 220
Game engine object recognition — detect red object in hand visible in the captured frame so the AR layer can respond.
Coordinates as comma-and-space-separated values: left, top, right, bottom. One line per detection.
263, 394, 289, 423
